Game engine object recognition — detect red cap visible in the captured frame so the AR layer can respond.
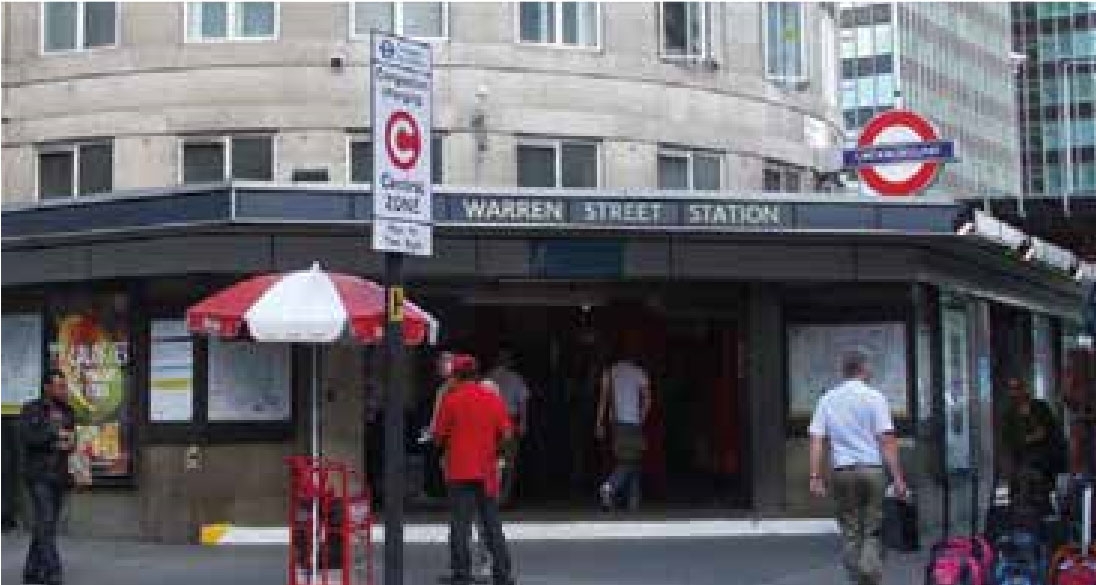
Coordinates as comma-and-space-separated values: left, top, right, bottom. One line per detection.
450, 354, 478, 375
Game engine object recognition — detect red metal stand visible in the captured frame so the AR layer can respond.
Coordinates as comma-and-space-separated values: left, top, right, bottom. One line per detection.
286, 456, 375, 585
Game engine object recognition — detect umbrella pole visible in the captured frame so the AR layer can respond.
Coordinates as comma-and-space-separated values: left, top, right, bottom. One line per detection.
310, 344, 320, 585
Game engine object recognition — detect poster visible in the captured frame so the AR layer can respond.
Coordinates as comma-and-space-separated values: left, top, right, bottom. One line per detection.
48, 301, 132, 480
208, 339, 291, 422
150, 319, 193, 422
2, 313, 42, 415
787, 322, 909, 418
942, 305, 972, 472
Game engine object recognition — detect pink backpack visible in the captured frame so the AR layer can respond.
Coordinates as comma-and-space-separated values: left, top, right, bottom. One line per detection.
927, 536, 995, 585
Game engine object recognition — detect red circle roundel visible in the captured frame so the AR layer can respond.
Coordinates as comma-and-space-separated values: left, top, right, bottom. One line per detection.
857, 109, 941, 197
384, 110, 422, 171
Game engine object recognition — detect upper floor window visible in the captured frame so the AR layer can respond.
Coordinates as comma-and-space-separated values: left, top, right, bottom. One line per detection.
186, 2, 278, 42
38, 142, 113, 199
352, 2, 448, 40
348, 134, 444, 184
660, 2, 709, 58
517, 2, 599, 48
517, 139, 599, 188
181, 135, 273, 184
42, 2, 117, 53
658, 149, 721, 190
764, 2, 808, 83
762, 160, 802, 193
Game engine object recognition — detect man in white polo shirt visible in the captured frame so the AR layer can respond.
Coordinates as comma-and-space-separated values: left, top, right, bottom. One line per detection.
808, 352, 906, 585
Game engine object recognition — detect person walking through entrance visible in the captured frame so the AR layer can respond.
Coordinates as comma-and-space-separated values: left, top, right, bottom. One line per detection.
19, 369, 77, 585
433, 354, 516, 585
596, 354, 651, 511
486, 348, 529, 506
1000, 377, 1065, 515
808, 352, 906, 585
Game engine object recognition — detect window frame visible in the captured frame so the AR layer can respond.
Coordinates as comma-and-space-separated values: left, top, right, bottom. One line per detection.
178, 135, 277, 184
761, 1, 810, 84
514, 2, 602, 50
658, 147, 723, 191
349, 2, 450, 42
35, 141, 114, 200
40, 1, 120, 54
516, 137, 602, 189
184, 2, 280, 43
658, 1, 711, 60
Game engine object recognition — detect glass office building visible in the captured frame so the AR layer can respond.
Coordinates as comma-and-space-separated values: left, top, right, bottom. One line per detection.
840, 3, 1021, 198
1013, 2, 1096, 196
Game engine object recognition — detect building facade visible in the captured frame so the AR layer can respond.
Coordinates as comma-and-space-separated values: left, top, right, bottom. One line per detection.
1012, 2, 1096, 198
1, 2, 1089, 544
840, 2, 1022, 199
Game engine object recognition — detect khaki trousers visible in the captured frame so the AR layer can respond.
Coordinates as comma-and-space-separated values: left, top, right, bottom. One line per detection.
831, 466, 886, 585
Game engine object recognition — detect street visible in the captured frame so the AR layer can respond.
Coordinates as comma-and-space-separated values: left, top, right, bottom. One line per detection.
1, 533, 926, 585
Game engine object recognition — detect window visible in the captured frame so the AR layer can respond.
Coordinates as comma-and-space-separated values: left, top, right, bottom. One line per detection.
181, 136, 274, 184
762, 160, 801, 193
660, 2, 709, 58
42, 2, 117, 53
348, 135, 444, 184
37, 142, 113, 199
186, 2, 277, 41
351, 2, 448, 40
516, 139, 599, 188
517, 2, 599, 47
764, 2, 808, 82
658, 149, 722, 190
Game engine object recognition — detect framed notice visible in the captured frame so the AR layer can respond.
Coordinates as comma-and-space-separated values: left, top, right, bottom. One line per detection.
788, 322, 910, 419
208, 339, 291, 422
942, 305, 972, 472
2, 313, 43, 415
150, 319, 194, 422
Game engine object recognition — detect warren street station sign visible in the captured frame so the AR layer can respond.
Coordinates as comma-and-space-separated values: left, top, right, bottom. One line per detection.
445, 197, 788, 227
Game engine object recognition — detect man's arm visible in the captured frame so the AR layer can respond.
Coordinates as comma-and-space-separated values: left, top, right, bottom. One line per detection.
639, 377, 652, 423
880, 432, 906, 497
432, 394, 452, 450
808, 434, 828, 496
19, 401, 59, 448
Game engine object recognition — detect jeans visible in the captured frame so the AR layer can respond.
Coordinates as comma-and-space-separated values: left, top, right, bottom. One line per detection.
24, 480, 64, 584
447, 481, 513, 585
603, 463, 641, 508
831, 467, 886, 585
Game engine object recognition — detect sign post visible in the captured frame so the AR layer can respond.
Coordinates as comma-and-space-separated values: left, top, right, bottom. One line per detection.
842, 109, 958, 197
371, 32, 432, 585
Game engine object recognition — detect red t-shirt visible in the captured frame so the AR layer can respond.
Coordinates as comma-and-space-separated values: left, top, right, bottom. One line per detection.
432, 381, 512, 485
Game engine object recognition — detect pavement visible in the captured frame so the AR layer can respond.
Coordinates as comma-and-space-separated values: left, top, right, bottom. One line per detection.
1, 531, 928, 585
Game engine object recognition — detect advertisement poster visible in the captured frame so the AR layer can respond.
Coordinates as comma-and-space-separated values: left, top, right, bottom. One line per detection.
150, 319, 193, 422
787, 323, 909, 418
208, 339, 291, 422
2, 313, 42, 415
942, 306, 972, 472
48, 304, 132, 481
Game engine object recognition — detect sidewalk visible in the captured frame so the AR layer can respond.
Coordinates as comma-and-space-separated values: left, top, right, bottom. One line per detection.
1, 532, 927, 585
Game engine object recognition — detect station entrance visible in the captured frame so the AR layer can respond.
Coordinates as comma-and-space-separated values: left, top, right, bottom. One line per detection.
415, 289, 751, 510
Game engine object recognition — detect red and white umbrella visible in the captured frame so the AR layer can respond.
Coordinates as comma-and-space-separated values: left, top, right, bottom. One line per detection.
186, 262, 437, 345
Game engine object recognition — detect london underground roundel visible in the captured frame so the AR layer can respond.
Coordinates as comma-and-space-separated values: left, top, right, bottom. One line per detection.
857, 110, 942, 196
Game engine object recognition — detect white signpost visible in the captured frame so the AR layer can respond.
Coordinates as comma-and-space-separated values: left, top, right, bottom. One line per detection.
372, 33, 432, 256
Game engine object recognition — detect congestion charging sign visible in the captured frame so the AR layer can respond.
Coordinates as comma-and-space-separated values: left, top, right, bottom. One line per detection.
843, 109, 958, 196
372, 33, 432, 256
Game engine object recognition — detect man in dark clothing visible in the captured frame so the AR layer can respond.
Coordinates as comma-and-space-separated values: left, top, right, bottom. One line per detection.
20, 370, 77, 585
1000, 377, 1065, 514
432, 355, 515, 585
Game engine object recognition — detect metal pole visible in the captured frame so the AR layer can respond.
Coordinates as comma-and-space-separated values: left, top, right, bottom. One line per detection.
382, 252, 406, 585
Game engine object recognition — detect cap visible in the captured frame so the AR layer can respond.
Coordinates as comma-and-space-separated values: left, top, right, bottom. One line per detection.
450, 354, 478, 375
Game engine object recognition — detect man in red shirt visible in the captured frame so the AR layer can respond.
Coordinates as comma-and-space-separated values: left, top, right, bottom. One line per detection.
433, 354, 515, 585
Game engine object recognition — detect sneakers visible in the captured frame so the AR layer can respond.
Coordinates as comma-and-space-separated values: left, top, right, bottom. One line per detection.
599, 483, 614, 510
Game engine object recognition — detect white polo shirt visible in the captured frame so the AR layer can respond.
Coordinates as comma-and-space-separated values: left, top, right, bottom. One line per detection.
808, 379, 894, 468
